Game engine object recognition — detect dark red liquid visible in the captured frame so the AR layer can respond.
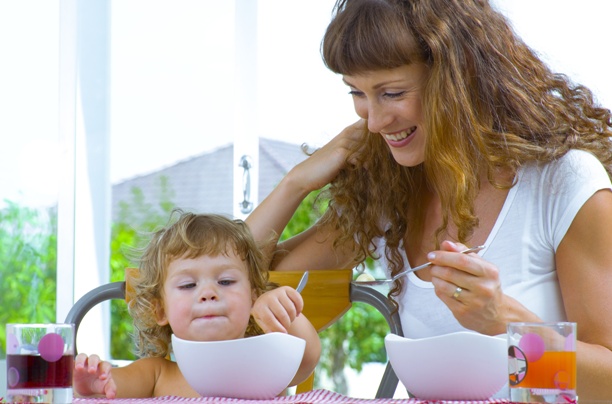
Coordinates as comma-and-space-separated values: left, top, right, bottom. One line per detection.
6, 354, 73, 388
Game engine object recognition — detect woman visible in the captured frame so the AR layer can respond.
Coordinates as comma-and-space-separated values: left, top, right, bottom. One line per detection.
247, 0, 612, 399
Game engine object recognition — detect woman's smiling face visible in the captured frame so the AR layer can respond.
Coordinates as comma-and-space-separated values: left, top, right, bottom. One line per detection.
156, 251, 255, 342
343, 63, 429, 167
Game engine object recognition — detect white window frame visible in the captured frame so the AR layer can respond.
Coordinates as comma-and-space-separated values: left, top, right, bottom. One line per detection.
57, 0, 112, 358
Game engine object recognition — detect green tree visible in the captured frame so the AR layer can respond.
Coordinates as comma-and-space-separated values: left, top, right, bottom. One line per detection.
0, 201, 57, 359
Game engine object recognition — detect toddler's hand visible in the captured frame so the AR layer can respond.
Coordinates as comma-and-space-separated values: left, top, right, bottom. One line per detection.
252, 286, 304, 334
73, 353, 117, 399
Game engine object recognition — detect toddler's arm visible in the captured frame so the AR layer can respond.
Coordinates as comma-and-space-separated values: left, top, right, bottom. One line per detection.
252, 286, 321, 386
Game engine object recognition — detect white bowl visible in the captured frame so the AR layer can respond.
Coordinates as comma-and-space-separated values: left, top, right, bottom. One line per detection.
172, 332, 305, 399
385, 332, 507, 400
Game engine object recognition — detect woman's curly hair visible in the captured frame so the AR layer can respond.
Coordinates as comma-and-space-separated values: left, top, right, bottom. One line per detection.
129, 210, 273, 358
319, 0, 612, 303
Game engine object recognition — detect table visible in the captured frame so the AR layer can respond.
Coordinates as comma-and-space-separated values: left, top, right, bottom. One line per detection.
73, 389, 512, 403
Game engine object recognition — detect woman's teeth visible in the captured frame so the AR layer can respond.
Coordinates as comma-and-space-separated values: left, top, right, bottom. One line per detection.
384, 126, 416, 141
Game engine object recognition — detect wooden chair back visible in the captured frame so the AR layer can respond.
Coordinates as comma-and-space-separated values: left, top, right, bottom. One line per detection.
269, 269, 352, 332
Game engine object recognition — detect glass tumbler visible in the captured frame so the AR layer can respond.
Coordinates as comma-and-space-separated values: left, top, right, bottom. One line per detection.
507, 322, 577, 403
5, 323, 75, 403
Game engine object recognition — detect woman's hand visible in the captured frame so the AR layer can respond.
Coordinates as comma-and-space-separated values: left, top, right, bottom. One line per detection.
245, 119, 365, 263
427, 240, 528, 335
251, 286, 304, 334
73, 353, 117, 399
287, 120, 365, 194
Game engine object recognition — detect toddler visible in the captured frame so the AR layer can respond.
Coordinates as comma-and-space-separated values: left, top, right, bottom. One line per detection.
73, 210, 320, 398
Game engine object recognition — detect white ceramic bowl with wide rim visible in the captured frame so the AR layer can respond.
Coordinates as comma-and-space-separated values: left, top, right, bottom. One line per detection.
385, 332, 507, 400
172, 332, 305, 399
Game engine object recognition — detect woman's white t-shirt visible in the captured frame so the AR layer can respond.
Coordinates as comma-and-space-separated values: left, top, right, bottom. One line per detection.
374, 149, 611, 337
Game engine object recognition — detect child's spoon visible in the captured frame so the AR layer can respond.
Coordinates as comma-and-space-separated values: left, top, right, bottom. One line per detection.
296, 271, 309, 293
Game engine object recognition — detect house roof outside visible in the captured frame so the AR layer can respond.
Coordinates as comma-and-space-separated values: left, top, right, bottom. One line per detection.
111, 138, 309, 220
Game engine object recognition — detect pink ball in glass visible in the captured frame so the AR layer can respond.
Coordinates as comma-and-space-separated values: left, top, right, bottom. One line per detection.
38, 333, 65, 362
518, 332, 545, 362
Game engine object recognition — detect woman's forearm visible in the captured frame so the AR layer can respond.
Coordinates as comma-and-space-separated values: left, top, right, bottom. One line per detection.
577, 341, 612, 399
246, 172, 312, 251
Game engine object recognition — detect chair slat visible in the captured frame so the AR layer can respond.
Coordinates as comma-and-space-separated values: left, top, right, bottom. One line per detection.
269, 269, 352, 332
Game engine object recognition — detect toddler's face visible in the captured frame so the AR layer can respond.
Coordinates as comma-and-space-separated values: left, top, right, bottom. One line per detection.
157, 251, 254, 341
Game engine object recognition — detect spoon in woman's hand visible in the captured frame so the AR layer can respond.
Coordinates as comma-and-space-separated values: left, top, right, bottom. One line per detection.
352, 245, 486, 286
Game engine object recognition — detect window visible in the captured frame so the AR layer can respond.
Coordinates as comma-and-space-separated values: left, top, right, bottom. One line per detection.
0, 0, 61, 358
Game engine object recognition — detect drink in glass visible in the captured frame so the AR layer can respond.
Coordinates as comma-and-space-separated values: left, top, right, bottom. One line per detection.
5, 323, 75, 403
507, 322, 577, 403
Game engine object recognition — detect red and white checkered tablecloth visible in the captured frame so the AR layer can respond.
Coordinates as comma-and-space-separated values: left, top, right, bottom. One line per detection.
73, 389, 512, 404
